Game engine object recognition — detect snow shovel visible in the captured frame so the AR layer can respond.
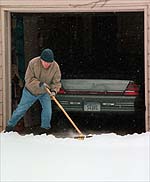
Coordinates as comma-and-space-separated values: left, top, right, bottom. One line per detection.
45, 86, 92, 139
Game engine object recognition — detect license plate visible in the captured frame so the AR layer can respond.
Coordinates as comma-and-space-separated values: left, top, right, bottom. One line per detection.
84, 102, 101, 111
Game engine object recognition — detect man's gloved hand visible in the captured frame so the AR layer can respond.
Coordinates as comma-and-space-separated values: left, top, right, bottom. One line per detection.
39, 82, 50, 89
50, 90, 56, 97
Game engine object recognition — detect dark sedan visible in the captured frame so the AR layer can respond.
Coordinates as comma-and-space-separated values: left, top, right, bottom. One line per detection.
55, 79, 141, 113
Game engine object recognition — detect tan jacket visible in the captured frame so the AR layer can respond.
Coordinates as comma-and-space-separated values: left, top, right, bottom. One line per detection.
25, 56, 61, 95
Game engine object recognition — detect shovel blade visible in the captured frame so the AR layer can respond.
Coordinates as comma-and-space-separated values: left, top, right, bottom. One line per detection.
74, 134, 93, 140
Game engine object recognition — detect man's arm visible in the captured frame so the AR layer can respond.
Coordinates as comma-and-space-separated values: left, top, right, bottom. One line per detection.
25, 62, 45, 95
50, 65, 61, 94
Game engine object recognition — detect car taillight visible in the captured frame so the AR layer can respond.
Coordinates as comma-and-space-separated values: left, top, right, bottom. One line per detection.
124, 82, 139, 96
58, 88, 66, 94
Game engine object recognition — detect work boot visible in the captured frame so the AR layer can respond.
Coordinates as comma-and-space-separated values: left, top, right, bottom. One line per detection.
23, 127, 35, 134
33, 127, 52, 135
4, 126, 14, 133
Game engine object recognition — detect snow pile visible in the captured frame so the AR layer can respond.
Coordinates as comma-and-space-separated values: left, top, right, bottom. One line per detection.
0, 132, 150, 182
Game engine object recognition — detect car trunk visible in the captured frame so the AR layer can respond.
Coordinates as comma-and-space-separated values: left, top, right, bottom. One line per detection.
61, 79, 130, 94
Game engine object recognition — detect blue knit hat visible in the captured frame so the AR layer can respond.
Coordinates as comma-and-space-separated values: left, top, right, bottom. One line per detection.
40, 48, 54, 62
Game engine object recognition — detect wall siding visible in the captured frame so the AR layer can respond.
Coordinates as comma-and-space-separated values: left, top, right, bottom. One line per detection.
0, 10, 3, 127
148, 5, 150, 130
0, 0, 150, 6
0, 0, 150, 130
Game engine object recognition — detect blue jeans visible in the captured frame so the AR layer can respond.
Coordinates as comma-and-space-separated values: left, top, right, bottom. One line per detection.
7, 87, 52, 129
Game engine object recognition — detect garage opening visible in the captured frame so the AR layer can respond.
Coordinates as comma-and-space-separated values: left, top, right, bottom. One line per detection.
11, 12, 145, 134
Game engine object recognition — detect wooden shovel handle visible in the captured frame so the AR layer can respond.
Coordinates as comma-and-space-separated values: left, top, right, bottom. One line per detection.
45, 87, 84, 136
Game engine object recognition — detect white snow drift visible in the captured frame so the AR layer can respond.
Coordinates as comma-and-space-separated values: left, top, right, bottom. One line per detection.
0, 131, 150, 182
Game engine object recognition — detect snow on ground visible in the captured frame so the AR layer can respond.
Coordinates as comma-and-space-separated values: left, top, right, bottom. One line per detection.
0, 131, 150, 182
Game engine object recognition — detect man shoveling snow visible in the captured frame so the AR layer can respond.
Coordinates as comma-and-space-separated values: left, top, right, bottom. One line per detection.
5, 48, 61, 135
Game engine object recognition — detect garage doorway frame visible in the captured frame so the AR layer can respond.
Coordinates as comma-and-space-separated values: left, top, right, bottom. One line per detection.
1, 5, 149, 131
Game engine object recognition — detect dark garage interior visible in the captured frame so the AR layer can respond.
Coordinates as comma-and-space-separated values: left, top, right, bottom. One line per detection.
11, 12, 145, 135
